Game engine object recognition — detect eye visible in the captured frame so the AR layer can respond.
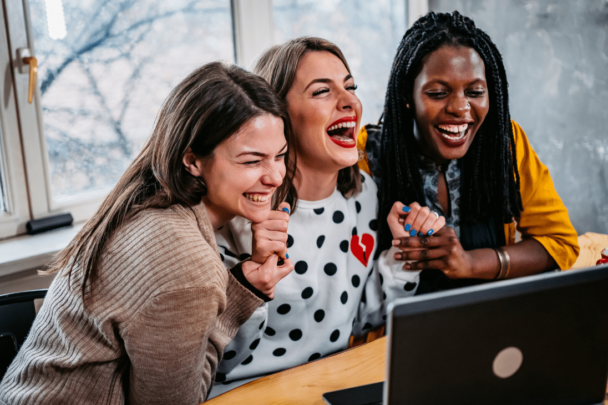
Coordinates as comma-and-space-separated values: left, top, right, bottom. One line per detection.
467, 89, 486, 97
312, 88, 329, 96
426, 91, 447, 99
275, 152, 287, 160
242, 160, 261, 165
346, 84, 358, 91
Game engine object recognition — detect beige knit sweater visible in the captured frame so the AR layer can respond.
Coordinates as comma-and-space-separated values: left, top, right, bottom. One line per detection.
0, 202, 262, 405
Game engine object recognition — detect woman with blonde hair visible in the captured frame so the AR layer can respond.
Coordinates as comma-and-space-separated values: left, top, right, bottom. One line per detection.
0, 62, 295, 404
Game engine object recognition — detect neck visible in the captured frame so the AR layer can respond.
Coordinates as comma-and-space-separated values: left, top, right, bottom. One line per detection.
413, 120, 449, 166
200, 196, 233, 230
294, 162, 339, 201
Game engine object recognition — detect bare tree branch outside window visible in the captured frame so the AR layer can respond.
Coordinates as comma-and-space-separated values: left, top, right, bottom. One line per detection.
29, 0, 234, 202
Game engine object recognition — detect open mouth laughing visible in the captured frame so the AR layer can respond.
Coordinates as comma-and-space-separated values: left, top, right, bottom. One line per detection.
434, 122, 474, 147
326, 116, 357, 148
242, 192, 271, 203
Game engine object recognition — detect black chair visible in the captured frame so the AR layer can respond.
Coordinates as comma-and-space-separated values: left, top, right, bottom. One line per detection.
0, 289, 47, 380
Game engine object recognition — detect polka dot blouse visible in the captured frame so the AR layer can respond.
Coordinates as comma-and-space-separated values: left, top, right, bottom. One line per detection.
209, 171, 419, 397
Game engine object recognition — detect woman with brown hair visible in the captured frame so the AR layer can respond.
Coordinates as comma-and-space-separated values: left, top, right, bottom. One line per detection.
209, 38, 445, 397
0, 62, 295, 404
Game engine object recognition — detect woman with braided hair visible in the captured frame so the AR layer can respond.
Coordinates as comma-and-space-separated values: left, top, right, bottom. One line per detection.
359, 11, 579, 293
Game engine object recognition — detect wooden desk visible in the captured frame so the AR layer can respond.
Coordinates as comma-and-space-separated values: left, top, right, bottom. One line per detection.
207, 233, 608, 404
207, 337, 386, 405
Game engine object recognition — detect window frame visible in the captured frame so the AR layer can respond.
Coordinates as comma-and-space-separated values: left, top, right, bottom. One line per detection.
0, 0, 427, 240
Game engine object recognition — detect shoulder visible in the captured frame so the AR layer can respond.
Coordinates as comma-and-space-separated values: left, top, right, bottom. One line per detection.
101, 205, 224, 293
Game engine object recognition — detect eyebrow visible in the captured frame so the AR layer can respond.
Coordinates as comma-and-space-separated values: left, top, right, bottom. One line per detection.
235, 143, 288, 158
426, 78, 486, 87
304, 74, 353, 91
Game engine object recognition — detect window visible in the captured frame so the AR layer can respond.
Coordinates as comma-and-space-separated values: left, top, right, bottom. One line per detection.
0, 0, 420, 240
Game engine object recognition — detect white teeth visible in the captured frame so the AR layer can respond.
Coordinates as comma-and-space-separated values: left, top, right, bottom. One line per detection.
327, 121, 356, 132
244, 194, 269, 202
438, 124, 469, 133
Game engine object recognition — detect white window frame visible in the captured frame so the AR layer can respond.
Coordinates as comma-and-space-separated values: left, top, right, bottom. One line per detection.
0, 0, 427, 240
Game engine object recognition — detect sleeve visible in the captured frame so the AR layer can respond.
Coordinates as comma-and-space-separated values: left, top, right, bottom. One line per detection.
123, 280, 259, 405
213, 221, 269, 378
510, 120, 580, 270
353, 247, 420, 337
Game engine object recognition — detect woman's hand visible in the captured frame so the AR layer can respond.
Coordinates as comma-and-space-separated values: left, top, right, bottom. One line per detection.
387, 201, 446, 239
251, 202, 291, 264
392, 226, 477, 279
241, 253, 293, 299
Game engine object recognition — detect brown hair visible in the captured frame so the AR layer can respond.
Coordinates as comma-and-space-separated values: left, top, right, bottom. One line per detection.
253, 37, 362, 200
43, 62, 296, 299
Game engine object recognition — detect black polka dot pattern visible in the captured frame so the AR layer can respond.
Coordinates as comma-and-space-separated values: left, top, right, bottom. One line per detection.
265, 327, 276, 336
339, 240, 349, 252
259, 321, 265, 330
361, 175, 366, 182
361, 289, 367, 304
355, 201, 361, 213
273, 348, 286, 357
295, 261, 308, 275
379, 273, 384, 285
314, 208, 324, 215
369, 219, 378, 231
340, 291, 348, 304
277, 304, 291, 315
220, 253, 225, 262
309, 353, 321, 361
330, 330, 340, 342
241, 355, 253, 365
404, 282, 417, 291
222, 247, 238, 258
352, 275, 361, 287
249, 339, 260, 350
317, 235, 325, 248
314, 309, 325, 322
215, 372, 226, 382
352, 226, 358, 236
224, 350, 236, 360
289, 329, 303, 341
332, 211, 345, 223
301, 287, 313, 299
324, 263, 337, 276
239, 253, 251, 261
287, 234, 294, 248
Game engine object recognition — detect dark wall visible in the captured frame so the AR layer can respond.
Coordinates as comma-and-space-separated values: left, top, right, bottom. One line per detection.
429, 0, 608, 235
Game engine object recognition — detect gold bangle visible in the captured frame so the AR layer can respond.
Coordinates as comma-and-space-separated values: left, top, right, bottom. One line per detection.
494, 247, 510, 280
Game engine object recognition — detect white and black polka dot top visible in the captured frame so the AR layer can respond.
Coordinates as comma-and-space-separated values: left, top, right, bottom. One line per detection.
209, 171, 419, 397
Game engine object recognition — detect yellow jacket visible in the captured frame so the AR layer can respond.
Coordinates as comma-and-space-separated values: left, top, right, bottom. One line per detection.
357, 120, 580, 270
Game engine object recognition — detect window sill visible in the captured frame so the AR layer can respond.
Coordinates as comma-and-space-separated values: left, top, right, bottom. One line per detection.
0, 223, 84, 277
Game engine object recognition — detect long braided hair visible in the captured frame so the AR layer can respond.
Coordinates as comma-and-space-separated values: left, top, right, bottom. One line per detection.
377, 11, 522, 252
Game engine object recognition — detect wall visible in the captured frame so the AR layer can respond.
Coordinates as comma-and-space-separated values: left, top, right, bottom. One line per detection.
429, 0, 608, 234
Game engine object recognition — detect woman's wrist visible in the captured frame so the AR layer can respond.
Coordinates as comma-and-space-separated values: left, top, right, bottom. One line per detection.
468, 248, 502, 280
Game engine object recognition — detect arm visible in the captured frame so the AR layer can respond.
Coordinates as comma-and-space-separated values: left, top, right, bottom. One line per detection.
123, 281, 257, 404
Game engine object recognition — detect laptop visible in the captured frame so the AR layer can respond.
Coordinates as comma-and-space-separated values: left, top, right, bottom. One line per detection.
323, 264, 608, 405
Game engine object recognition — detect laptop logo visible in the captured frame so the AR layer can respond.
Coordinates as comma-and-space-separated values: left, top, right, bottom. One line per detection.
492, 347, 523, 378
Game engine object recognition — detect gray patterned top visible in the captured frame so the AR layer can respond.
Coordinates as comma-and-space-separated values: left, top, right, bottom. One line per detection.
418, 155, 461, 237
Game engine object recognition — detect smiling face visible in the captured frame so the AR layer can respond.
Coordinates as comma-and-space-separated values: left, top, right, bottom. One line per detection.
285, 51, 362, 174
411, 45, 490, 165
194, 114, 287, 226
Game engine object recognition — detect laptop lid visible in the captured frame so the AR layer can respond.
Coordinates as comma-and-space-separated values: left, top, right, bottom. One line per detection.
385, 264, 608, 405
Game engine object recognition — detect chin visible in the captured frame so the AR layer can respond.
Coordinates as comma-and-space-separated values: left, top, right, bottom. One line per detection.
330, 149, 359, 170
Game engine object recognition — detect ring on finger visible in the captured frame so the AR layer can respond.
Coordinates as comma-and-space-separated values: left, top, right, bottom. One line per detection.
432, 211, 439, 219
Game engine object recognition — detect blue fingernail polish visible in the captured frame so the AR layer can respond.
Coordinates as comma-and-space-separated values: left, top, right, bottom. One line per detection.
402, 206, 411, 213
417, 231, 423, 237
286, 253, 289, 259
427, 229, 434, 236
410, 230, 417, 237
405, 223, 411, 232
282, 207, 290, 213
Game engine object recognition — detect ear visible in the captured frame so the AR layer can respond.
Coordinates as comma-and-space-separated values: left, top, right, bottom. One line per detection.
183, 148, 204, 177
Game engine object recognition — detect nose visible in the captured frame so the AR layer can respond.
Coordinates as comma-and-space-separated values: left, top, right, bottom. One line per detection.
261, 160, 284, 188
445, 92, 470, 116
337, 87, 360, 112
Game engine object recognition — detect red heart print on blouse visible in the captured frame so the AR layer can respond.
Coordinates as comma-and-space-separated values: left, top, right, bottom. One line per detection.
350, 233, 375, 267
